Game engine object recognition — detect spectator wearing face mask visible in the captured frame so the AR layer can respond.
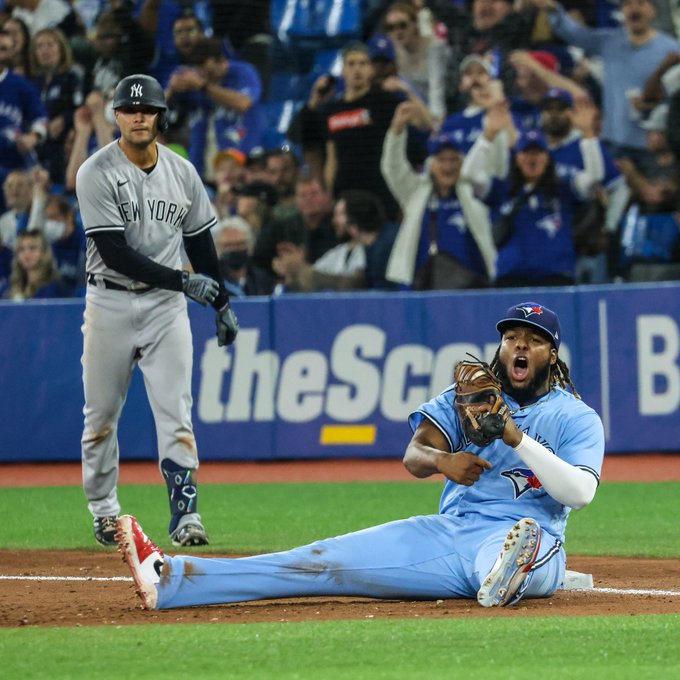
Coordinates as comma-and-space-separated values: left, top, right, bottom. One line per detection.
213, 216, 255, 297
0, 168, 45, 249
40, 194, 86, 296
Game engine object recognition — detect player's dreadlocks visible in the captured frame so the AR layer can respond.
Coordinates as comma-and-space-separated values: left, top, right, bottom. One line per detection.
489, 348, 580, 399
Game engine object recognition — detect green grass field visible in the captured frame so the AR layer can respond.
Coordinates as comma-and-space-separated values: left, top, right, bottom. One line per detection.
1, 480, 679, 678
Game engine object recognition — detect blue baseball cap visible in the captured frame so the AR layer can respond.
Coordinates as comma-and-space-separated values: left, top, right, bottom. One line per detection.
515, 129, 548, 152
540, 87, 574, 109
427, 132, 464, 155
496, 302, 561, 349
368, 34, 395, 61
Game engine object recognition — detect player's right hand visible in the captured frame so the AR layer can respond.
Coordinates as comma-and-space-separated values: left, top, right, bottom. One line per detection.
437, 451, 492, 486
181, 272, 219, 306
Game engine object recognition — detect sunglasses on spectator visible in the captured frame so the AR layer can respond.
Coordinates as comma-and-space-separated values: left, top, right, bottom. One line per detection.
385, 21, 409, 31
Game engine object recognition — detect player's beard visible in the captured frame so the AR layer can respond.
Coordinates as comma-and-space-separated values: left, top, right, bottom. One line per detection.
496, 356, 551, 406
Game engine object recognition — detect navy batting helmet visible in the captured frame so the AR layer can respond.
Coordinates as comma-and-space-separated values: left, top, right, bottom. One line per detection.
112, 74, 168, 134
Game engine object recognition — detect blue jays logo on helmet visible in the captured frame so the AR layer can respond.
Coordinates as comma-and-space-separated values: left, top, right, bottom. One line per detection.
501, 467, 543, 498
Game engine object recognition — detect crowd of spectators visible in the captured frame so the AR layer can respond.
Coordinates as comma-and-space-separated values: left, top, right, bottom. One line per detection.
2, 0, 680, 301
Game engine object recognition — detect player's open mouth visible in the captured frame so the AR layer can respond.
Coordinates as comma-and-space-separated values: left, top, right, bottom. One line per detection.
512, 356, 529, 381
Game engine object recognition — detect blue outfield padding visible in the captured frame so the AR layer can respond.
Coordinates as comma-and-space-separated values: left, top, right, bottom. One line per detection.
1, 284, 680, 462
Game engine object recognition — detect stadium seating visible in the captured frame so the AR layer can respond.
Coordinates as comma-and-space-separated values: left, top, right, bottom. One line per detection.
266, 71, 309, 103
261, 99, 305, 149
271, 0, 364, 40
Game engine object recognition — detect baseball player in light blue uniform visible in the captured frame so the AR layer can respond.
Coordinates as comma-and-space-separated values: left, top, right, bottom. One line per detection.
116, 301, 604, 609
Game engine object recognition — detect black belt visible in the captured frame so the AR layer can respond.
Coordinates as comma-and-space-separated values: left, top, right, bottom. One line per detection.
87, 274, 151, 294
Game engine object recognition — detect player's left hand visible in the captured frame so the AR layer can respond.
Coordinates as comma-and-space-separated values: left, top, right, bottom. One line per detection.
453, 358, 511, 446
216, 301, 239, 346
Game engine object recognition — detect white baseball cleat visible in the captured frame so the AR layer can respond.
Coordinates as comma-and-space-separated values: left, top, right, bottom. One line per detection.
115, 515, 164, 610
477, 517, 541, 607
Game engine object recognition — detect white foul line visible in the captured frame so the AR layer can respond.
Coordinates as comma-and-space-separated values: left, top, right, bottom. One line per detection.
0, 575, 678, 597
591, 586, 680, 597
0, 575, 132, 582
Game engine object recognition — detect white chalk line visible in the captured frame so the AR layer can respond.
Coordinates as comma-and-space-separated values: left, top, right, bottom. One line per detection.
0, 575, 132, 582
589, 587, 680, 597
0, 575, 679, 597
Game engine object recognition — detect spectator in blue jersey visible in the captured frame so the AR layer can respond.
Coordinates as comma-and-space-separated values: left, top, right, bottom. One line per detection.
381, 100, 496, 290
36, 193, 86, 296
4, 228, 65, 299
144, 9, 209, 88
538, 87, 629, 284
439, 54, 519, 154
461, 100, 605, 287
0, 27, 47, 213
534, 0, 680, 163
166, 37, 263, 182
29, 27, 84, 187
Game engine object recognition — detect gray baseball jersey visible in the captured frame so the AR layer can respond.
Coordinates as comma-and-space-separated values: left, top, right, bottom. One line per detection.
76, 140, 217, 286
77, 139, 215, 527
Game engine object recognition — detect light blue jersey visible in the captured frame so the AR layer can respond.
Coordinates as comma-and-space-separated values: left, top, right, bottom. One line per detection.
152, 385, 604, 609
411, 385, 604, 542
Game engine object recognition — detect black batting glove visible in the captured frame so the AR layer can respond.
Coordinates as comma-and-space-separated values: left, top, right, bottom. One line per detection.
182, 271, 219, 306
216, 300, 239, 346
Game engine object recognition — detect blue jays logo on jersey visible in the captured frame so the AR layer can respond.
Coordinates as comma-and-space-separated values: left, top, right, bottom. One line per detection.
501, 467, 543, 498
501, 430, 555, 498
536, 213, 561, 238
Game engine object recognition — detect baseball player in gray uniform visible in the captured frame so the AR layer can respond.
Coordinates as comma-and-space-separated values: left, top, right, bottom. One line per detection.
76, 74, 239, 547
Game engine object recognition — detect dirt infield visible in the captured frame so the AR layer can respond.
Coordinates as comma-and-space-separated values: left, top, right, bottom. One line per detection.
1, 552, 679, 627
1, 454, 679, 628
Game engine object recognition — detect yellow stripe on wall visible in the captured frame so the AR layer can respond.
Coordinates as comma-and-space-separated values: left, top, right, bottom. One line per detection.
320, 424, 377, 445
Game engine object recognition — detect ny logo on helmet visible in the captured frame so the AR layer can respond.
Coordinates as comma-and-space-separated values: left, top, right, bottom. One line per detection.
130, 83, 143, 98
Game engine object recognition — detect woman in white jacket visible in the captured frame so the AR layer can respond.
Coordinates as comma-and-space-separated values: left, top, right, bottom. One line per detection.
380, 101, 497, 289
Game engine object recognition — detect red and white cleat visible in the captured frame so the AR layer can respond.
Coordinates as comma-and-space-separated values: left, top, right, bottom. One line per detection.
115, 515, 164, 610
